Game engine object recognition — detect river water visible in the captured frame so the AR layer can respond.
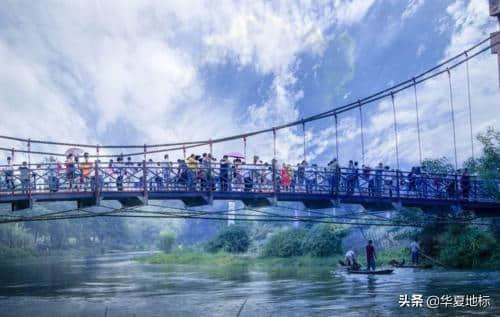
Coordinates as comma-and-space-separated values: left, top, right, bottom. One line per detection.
0, 252, 498, 316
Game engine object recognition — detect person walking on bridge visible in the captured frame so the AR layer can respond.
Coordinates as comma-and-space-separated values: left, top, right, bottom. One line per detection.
366, 240, 377, 271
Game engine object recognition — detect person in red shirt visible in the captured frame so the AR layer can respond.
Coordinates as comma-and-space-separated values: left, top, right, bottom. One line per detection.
366, 240, 377, 271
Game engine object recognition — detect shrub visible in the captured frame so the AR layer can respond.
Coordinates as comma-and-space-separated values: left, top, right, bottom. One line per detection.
263, 228, 307, 257
437, 225, 496, 268
206, 225, 250, 253
302, 224, 348, 257
158, 231, 176, 253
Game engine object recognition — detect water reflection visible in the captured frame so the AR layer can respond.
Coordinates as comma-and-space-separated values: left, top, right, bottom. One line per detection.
0, 252, 498, 316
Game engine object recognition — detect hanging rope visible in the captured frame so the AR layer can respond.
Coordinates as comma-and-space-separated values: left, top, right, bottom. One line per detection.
243, 137, 247, 162
358, 101, 365, 165
272, 129, 277, 160
412, 78, 423, 164
391, 92, 400, 171
334, 114, 339, 162
465, 52, 475, 160
447, 69, 458, 170
302, 121, 306, 162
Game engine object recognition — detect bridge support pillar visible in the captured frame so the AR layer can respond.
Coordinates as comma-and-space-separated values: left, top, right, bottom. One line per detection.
77, 198, 97, 209
11, 200, 30, 212
227, 201, 235, 226
118, 197, 144, 208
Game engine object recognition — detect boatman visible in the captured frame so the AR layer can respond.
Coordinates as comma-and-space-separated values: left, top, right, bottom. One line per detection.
366, 240, 377, 271
345, 250, 360, 270
410, 239, 420, 264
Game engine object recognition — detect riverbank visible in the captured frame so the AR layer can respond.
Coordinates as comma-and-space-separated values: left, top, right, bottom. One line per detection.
0, 245, 153, 261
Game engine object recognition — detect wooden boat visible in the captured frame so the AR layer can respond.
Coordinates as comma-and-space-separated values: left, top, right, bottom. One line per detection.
391, 263, 432, 269
347, 269, 393, 275
388, 259, 432, 269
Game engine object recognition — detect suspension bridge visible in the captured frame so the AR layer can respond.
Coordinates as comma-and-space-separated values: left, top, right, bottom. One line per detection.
0, 34, 499, 224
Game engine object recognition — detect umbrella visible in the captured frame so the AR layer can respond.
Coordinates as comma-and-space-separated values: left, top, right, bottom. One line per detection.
225, 152, 245, 159
65, 147, 84, 157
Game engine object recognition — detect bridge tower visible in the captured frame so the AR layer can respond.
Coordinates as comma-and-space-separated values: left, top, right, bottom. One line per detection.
491, 0, 500, 86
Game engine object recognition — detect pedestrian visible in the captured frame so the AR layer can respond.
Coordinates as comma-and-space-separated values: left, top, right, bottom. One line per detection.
220, 155, 229, 191
65, 154, 75, 190
4, 156, 14, 190
80, 152, 93, 191
410, 239, 420, 264
281, 163, 291, 191
366, 240, 377, 271
19, 161, 29, 193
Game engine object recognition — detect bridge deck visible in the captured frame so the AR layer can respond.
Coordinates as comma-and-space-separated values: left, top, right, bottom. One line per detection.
1, 163, 498, 214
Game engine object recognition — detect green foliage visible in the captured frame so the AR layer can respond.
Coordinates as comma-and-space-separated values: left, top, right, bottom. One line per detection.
263, 228, 307, 257
465, 127, 500, 200
437, 225, 496, 268
0, 224, 34, 249
158, 231, 176, 253
377, 247, 411, 265
206, 225, 250, 253
263, 225, 348, 258
302, 224, 348, 257
421, 157, 455, 174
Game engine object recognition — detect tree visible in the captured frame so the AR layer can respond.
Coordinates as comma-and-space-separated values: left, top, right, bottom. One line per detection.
302, 224, 348, 257
206, 225, 250, 253
158, 231, 176, 252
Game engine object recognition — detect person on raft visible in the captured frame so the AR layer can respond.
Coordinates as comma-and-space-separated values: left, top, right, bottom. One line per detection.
345, 250, 361, 270
410, 239, 420, 264
366, 240, 377, 271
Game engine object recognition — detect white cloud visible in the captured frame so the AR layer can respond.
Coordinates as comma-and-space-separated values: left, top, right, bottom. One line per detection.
402, 0, 426, 21
360, 0, 499, 169
0, 0, 378, 163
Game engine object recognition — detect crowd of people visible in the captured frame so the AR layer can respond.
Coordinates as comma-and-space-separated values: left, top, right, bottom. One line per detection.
0, 152, 477, 199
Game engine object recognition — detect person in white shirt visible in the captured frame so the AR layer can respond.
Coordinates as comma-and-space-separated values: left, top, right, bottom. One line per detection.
345, 250, 360, 269
410, 239, 420, 264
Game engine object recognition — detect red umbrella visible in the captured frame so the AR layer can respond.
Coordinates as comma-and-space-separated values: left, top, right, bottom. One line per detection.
225, 152, 245, 159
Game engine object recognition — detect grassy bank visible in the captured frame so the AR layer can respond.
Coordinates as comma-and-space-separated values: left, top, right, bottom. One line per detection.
136, 249, 343, 270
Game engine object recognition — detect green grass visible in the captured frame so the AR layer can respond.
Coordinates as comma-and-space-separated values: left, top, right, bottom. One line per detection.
135, 249, 343, 272
0, 247, 37, 259
137, 250, 249, 266
376, 247, 412, 265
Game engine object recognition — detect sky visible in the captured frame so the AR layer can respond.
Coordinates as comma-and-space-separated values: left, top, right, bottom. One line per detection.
0, 0, 498, 169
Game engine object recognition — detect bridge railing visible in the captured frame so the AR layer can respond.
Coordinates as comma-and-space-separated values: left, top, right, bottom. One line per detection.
0, 162, 498, 202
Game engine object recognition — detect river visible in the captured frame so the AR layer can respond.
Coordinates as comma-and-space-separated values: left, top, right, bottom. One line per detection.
0, 252, 498, 316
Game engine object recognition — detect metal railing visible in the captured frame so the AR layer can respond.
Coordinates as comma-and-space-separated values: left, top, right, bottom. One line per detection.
0, 162, 497, 202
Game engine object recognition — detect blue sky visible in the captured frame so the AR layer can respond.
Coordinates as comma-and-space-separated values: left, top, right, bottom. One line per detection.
0, 0, 498, 169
